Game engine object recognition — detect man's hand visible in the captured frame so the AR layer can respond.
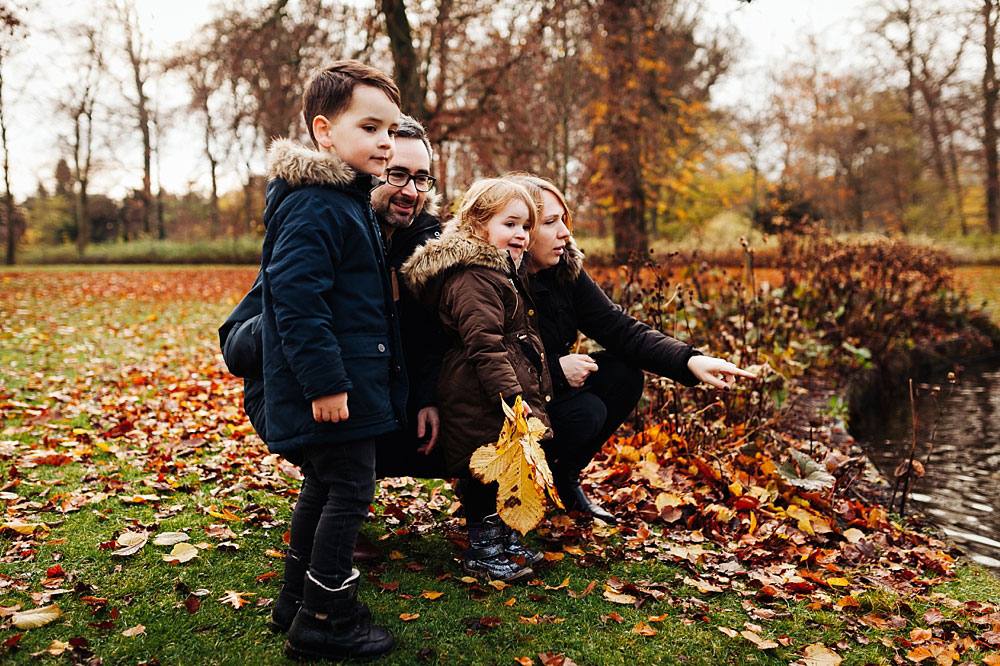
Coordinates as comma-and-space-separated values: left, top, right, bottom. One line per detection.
312, 392, 349, 422
687, 355, 757, 390
559, 354, 599, 387
416, 406, 440, 454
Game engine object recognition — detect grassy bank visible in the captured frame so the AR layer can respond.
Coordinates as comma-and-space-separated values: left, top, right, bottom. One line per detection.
19, 236, 262, 265
2, 252, 1000, 664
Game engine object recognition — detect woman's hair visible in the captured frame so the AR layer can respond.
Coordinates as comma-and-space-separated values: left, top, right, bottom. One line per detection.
457, 178, 538, 241
503, 173, 573, 231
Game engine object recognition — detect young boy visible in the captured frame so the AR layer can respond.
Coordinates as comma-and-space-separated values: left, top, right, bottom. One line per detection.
259, 60, 406, 662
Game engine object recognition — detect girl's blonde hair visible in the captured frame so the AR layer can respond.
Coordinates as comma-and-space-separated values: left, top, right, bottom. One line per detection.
457, 178, 538, 241
503, 173, 573, 231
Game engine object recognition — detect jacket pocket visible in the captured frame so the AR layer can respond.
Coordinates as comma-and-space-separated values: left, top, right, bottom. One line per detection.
339, 335, 393, 423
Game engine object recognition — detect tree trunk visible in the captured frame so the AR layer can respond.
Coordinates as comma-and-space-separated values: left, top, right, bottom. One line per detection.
122, 1, 153, 236
0, 56, 15, 265
985, 0, 1000, 235
598, 0, 647, 262
379, 0, 427, 120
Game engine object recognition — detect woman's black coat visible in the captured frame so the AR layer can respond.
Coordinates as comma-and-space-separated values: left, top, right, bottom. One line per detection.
528, 239, 701, 398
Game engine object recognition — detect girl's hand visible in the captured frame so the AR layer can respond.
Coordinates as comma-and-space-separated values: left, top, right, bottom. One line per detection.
559, 354, 598, 387
687, 356, 757, 390
312, 392, 349, 422
416, 406, 440, 454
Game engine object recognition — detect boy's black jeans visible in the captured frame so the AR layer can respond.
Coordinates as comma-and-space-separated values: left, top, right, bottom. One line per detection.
287, 439, 377, 589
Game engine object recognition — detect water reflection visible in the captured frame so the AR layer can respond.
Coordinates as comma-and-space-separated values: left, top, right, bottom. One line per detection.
855, 357, 1000, 569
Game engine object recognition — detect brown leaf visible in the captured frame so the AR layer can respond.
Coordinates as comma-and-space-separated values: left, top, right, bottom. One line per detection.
217, 590, 254, 609
741, 630, 778, 650
11, 604, 62, 629
602, 588, 637, 605
399, 612, 420, 621
111, 531, 148, 557
631, 620, 657, 636
122, 624, 146, 637
162, 542, 199, 563
421, 590, 444, 600
569, 581, 597, 599
923, 608, 946, 625
798, 643, 842, 665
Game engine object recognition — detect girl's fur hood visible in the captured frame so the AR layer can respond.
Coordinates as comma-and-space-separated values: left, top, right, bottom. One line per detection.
401, 218, 514, 299
267, 139, 357, 188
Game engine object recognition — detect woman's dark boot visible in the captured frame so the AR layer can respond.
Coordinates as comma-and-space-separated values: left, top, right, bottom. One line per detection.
269, 552, 307, 633
500, 523, 544, 565
555, 470, 618, 525
463, 514, 534, 583
284, 569, 395, 662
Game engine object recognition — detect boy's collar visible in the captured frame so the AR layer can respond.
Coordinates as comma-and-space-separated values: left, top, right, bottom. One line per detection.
267, 139, 359, 189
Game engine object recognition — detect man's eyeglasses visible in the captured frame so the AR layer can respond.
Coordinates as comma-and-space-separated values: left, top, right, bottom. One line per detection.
383, 168, 436, 192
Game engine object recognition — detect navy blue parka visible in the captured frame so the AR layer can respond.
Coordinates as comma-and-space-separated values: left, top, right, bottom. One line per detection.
257, 139, 407, 454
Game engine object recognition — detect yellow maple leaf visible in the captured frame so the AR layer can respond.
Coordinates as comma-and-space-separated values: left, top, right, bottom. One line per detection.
469, 396, 561, 535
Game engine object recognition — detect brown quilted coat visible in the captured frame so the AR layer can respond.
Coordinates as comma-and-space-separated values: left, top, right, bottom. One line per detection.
402, 226, 552, 476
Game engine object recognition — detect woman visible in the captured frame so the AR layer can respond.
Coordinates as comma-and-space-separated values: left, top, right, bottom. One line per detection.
510, 175, 755, 524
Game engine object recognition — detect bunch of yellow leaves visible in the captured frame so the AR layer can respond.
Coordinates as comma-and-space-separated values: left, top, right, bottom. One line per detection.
469, 395, 563, 535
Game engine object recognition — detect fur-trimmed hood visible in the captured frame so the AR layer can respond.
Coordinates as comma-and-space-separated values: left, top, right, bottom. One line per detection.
266, 138, 358, 188
421, 188, 442, 218
549, 235, 584, 283
401, 219, 516, 304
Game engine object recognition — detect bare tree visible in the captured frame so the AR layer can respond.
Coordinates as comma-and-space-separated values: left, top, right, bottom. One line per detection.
875, 0, 972, 232
168, 43, 224, 236
984, 0, 1000, 235
62, 25, 105, 255
0, 2, 25, 264
114, 0, 155, 237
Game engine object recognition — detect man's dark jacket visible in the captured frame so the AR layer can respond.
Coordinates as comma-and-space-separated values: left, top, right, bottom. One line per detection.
219, 184, 443, 442
528, 238, 702, 399
249, 139, 407, 454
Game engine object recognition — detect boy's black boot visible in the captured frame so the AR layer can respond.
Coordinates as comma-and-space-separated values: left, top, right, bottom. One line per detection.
284, 569, 395, 662
269, 552, 307, 633
500, 522, 544, 565
554, 466, 618, 525
270, 554, 371, 634
463, 514, 534, 583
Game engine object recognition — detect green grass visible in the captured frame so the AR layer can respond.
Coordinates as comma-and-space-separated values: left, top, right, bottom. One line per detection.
5, 460, 1000, 666
18, 236, 262, 265
3, 267, 999, 665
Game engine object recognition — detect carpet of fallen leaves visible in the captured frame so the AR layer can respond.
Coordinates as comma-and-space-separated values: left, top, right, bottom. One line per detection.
2, 265, 1000, 666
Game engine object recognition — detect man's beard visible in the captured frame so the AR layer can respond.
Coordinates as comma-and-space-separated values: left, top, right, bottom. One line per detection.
376, 195, 420, 230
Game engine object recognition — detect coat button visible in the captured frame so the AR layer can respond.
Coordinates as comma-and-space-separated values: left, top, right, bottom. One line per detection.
545, 395, 551, 402
528, 309, 535, 316
377, 343, 386, 353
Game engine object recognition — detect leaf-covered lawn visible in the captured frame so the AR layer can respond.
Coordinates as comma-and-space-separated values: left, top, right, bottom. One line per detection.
954, 265, 1000, 321
1, 267, 1000, 666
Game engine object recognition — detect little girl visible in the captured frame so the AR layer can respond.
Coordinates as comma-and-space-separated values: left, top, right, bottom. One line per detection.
402, 178, 552, 583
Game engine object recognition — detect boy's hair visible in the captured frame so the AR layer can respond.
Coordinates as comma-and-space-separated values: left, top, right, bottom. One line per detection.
504, 172, 573, 231
302, 60, 402, 148
396, 114, 433, 161
457, 178, 538, 241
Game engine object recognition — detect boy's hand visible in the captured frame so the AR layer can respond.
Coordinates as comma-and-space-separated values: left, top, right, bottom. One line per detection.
312, 393, 349, 422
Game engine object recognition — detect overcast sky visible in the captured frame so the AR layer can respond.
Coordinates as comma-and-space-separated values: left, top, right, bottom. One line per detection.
3, 0, 874, 201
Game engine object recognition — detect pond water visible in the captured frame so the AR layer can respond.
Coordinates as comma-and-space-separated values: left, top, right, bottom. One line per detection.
855, 356, 1000, 569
